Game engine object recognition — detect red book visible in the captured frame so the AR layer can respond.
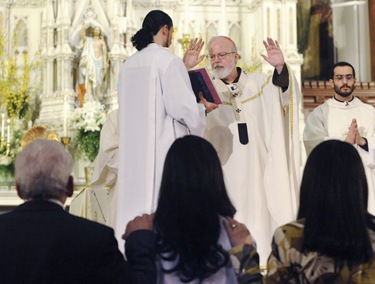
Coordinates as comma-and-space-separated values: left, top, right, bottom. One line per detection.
188, 67, 222, 104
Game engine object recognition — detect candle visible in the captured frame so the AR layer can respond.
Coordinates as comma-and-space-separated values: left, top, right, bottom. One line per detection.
184, 0, 189, 34
6, 119, 10, 143
1, 113, 4, 138
63, 95, 68, 137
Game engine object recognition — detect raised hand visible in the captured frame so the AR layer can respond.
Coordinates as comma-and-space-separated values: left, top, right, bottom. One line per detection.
183, 38, 205, 70
261, 37, 285, 73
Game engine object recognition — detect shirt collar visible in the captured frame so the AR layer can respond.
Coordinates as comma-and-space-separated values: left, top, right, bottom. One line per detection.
26, 198, 64, 208
333, 96, 355, 106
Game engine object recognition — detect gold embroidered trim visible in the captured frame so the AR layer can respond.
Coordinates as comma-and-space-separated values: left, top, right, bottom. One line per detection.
219, 75, 272, 106
288, 65, 294, 136
242, 75, 271, 104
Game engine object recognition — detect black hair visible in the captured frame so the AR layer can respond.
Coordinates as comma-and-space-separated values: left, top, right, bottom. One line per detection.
153, 135, 236, 282
298, 140, 375, 262
131, 10, 173, 51
329, 61, 356, 79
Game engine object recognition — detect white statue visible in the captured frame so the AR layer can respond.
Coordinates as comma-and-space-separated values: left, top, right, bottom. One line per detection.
78, 24, 109, 104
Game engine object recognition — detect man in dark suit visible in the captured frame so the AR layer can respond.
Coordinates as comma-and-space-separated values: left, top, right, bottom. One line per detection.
0, 138, 156, 283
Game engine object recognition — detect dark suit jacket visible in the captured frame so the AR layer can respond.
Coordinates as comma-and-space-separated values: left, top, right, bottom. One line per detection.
0, 200, 156, 284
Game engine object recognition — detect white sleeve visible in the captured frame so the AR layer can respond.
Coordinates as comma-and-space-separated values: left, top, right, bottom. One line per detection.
162, 57, 206, 136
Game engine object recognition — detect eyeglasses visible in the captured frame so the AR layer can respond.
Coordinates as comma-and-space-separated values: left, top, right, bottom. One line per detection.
334, 74, 354, 81
207, 52, 236, 61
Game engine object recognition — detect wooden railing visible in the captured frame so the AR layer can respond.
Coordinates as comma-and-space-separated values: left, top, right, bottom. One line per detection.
302, 81, 375, 110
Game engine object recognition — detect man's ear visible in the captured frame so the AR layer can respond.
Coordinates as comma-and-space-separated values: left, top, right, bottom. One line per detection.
15, 182, 24, 199
66, 176, 74, 197
162, 24, 169, 35
329, 79, 334, 88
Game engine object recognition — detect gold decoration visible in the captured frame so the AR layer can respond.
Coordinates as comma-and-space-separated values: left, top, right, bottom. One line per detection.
47, 131, 59, 142
21, 126, 61, 148
21, 125, 47, 148
60, 136, 71, 148
178, 33, 191, 54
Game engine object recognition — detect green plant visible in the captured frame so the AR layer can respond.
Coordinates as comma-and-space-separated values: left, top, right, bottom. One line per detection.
74, 128, 101, 162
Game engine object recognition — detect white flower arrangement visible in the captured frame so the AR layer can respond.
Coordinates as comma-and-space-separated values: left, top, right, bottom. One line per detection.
71, 101, 106, 132
0, 118, 23, 180
71, 101, 107, 162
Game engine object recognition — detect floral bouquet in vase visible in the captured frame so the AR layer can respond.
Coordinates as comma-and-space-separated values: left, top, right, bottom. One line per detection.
71, 101, 106, 163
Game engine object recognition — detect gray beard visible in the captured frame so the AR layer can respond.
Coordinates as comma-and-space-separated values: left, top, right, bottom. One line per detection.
213, 68, 232, 79
213, 61, 236, 80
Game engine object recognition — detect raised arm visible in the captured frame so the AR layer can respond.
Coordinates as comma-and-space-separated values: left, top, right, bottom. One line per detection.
183, 38, 205, 70
261, 37, 285, 75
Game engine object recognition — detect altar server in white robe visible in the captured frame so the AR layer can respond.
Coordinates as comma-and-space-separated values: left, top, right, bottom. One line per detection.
304, 61, 375, 215
204, 36, 301, 265
116, 10, 206, 252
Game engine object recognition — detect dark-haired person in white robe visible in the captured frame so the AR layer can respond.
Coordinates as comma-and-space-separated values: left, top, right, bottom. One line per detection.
115, 10, 206, 252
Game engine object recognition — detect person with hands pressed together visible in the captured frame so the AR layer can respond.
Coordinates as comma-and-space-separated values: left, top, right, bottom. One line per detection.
203, 36, 301, 265
304, 61, 375, 214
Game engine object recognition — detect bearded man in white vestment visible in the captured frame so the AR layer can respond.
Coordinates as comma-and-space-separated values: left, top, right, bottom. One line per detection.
116, 10, 207, 252
304, 61, 375, 215
204, 36, 301, 265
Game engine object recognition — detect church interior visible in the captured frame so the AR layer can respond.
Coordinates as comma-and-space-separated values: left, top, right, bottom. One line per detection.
0, 0, 375, 215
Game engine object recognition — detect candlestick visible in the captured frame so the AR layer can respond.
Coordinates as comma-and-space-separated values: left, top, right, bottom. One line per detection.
178, 33, 191, 54
1, 113, 5, 138
6, 119, 10, 143
60, 136, 71, 149
0, 138, 4, 151
5, 143, 10, 156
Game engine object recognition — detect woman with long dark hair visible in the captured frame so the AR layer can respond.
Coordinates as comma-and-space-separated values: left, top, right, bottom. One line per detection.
264, 140, 375, 282
123, 135, 262, 283
154, 135, 236, 282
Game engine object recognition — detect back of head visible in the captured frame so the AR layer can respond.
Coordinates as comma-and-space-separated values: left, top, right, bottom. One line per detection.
154, 135, 235, 281
131, 10, 173, 51
298, 140, 373, 262
329, 61, 356, 79
15, 139, 73, 200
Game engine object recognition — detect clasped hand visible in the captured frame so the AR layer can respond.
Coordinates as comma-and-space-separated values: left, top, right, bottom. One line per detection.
345, 118, 366, 146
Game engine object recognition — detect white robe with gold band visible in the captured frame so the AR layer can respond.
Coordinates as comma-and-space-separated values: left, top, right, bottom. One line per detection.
90, 109, 119, 229
204, 67, 300, 265
116, 43, 206, 253
303, 97, 375, 215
